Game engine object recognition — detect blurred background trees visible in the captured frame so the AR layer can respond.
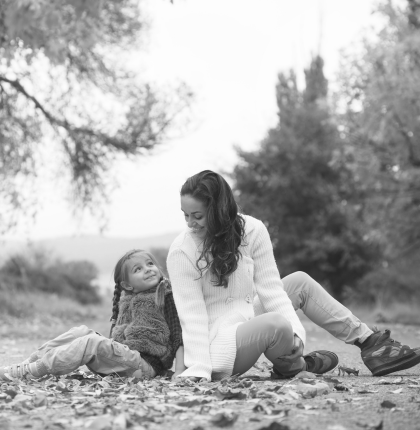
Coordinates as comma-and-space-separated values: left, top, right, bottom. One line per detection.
232, 0, 420, 306
1, 0, 419, 318
0, 0, 191, 232
233, 56, 378, 301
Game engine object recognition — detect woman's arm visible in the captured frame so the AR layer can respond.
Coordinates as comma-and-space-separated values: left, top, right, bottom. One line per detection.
252, 220, 306, 345
167, 248, 212, 381
172, 346, 187, 379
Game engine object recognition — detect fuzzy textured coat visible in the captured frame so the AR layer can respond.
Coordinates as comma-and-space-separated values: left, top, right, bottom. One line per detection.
111, 283, 174, 370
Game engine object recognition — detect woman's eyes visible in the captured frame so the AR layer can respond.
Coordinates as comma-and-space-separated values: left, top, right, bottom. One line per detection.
183, 213, 202, 220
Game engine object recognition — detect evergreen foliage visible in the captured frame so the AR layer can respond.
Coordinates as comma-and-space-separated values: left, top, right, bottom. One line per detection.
233, 56, 377, 300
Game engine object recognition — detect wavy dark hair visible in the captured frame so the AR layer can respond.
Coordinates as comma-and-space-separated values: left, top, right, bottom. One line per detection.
181, 170, 245, 287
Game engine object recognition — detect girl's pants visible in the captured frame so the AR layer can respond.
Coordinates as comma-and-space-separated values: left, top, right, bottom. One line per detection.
232, 271, 373, 377
31, 326, 143, 377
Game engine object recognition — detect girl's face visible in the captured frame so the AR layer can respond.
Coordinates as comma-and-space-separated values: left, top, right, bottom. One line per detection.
123, 253, 161, 294
181, 194, 207, 237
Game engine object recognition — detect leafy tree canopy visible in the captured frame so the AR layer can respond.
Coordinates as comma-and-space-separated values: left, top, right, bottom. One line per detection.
338, 0, 420, 262
0, 0, 191, 231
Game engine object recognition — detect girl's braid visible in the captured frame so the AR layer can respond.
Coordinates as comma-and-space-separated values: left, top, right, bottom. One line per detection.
109, 283, 122, 337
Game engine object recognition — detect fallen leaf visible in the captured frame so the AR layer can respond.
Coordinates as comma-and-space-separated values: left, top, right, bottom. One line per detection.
356, 419, 383, 430
32, 393, 48, 407
357, 388, 379, 394
380, 400, 396, 409
214, 386, 248, 400
177, 398, 211, 407
113, 413, 127, 430
257, 422, 291, 430
389, 388, 403, 394
295, 371, 317, 379
210, 411, 238, 427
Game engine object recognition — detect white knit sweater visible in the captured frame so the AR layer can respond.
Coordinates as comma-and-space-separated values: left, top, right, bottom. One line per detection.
167, 215, 306, 381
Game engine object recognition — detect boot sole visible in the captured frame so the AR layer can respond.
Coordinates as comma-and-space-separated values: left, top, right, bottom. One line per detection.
368, 351, 420, 376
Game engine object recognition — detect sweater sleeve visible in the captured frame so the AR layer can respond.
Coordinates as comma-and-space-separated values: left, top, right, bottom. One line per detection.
167, 248, 212, 381
252, 221, 306, 345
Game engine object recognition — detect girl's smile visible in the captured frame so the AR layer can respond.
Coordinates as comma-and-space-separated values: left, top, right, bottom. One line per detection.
123, 254, 161, 293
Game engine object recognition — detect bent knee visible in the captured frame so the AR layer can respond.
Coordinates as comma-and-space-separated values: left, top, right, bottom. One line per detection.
261, 312, 293, 334
289, 271, 313, 285
70, 325, 93, 338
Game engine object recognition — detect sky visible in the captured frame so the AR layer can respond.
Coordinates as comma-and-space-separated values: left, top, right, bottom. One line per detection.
4, 0, 379, 240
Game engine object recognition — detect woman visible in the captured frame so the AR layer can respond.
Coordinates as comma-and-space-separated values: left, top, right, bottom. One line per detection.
167, 170, 420, 381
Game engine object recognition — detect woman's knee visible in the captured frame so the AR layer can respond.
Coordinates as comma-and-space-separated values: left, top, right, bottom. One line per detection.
287, 271, 322, 293
289, 271, 313, 285
261, 312, 293, 335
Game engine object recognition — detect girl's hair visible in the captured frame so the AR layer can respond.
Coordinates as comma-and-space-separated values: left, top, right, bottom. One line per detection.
181, 170, 245, 287
109, 249, 167, 336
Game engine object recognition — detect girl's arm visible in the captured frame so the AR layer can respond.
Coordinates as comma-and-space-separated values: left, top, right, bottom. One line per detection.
167, 248, 212, 381
252, 220, 306, 345
172, 346, 186, 379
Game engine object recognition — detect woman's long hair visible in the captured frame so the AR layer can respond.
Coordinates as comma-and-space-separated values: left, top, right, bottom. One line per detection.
181, 170, 245, 287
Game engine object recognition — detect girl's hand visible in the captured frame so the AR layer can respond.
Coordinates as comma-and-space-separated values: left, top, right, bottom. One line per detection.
278, 334, 304, 363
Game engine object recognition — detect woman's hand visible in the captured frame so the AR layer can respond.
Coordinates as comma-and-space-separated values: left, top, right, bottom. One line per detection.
171, 370, 185, 381
173, 376, 203, 383
278, 334, 304, 362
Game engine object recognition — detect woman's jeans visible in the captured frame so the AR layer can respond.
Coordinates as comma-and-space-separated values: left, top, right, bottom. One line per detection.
232, 271, 373, 377
31, 326, 142, 377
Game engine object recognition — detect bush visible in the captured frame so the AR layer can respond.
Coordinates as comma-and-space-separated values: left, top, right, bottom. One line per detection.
0, 248, 101, 308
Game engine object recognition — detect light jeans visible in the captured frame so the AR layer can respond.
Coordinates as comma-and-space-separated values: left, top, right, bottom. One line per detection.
31, 325, 144, 377
232, 271, 373, 377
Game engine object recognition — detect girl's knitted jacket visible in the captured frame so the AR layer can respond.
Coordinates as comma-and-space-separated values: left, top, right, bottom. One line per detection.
167, 214, 306, 381
111, 281, 182, 373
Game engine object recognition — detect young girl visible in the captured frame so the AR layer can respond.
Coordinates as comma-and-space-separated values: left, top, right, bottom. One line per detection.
167, 170, 420, 381
0, 249, 185, 381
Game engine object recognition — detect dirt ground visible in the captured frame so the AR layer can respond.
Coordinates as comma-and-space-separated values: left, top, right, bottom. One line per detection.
1, 311, 420, 430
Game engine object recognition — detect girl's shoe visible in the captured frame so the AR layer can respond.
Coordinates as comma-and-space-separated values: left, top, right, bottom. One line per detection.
0, 363, 35, 381
132, 358, 157, 379
360, 329, 420, 376
303, 350, 339, 374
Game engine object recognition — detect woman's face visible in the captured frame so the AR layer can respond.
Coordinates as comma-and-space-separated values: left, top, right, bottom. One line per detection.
181, 194, 207, 236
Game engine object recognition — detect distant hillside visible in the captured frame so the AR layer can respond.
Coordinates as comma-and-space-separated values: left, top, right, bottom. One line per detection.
0, 232, 181, 293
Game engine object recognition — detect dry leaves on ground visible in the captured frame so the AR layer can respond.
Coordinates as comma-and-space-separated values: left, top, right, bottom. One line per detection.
1, 368, 420, 430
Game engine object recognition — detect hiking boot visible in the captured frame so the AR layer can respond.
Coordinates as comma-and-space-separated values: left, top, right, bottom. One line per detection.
271, 350, 338, 379
359, 329, 420, 376
304, 350, 339, 374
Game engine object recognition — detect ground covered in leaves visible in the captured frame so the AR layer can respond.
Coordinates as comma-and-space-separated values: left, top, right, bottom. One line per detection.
1, 312, 420, 430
